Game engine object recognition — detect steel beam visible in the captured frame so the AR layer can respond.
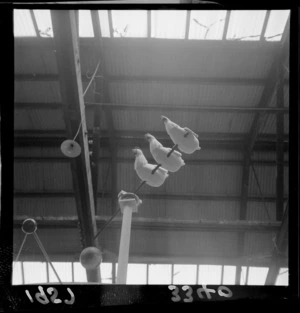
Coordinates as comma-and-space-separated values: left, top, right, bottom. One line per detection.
51, 10, 99, 282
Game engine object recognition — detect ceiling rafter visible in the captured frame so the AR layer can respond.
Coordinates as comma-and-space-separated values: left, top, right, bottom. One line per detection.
13, 216, 281, 233
14, 191, 288, 203
14, 102, 289, 114
50, 10, 99, 283
14, 73, 289, 86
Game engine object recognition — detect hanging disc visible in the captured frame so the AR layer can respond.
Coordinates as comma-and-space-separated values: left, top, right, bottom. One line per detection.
60, 140, 81, 158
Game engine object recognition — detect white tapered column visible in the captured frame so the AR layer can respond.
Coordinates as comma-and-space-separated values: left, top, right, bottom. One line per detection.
116, 191, 142, 284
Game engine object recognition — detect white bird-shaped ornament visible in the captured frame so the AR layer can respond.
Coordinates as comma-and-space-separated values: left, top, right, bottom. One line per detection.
133, 148, 169, 187
161, 116, 201, 154
145, 133, 185, 172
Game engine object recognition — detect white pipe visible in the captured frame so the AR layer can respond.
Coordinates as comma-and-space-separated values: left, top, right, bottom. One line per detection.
116, 205, 133, 284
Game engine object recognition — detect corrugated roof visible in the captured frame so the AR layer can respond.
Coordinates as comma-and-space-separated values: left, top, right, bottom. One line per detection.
14, 109, 65, 130
109, 81, 263, 108
14, 197, 77, 217
14, 47, 57, 74
243, 232, 274, 257
248, 165, 276, 196
130, 229, 239, 258
259, 113, 289, 134
14, 162, 73, 191
111, 109, 255, 134
103, 39, 275, 79
246, 201, 276, 221
14, 81, 61, 103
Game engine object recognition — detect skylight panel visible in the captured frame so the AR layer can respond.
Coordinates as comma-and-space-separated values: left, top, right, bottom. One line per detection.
264, 10, 290, 41
275, 267, 289, 286
151, 10, 187, 39
98, 10, 110, 37
23, 262, 47, 284
33, 10, 53, 37
14, 9, 36, 37
101, 262, 113, 284
79, 10, 94, 37
111, 10, 147, 38
148, 264, 172, 284
127, 263, 147, 284
12, 262, 22, 285
240, 266, 248, 285
222, 266, 236, 284
173, 264, 197, 285
189, 10, 226, 40
247, 267, 269, 285
73, 262, 87, 282
226, 10, 267, 41
49, 262, 72, 283
198, 265, 222, 284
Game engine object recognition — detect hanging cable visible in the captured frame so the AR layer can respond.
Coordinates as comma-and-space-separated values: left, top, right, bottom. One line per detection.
71, 60, 101, 143
33, 232, 62, 284
13, 234, 28, 269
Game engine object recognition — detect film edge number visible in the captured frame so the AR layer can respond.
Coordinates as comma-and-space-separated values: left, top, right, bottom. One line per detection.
25, 286, 75, 305
168, 285, 233, 302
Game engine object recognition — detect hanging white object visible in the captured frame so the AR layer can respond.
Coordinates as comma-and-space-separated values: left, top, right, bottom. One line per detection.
60, 139, 81, 158
145, 133, 185, 172
133, 148, 169, 187
161, 116, 201, 154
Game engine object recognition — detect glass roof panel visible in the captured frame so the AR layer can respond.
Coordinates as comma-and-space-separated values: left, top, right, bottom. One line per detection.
79, 10, 94, 37
189, 10, 226, 40
14, 9, 36, 37
98, 10, 110, 37
33, 10, 53, 37
226, 10, 267, 41
264, 10, 290, 41
151, 10, 187, 39
112, 10, 147, 38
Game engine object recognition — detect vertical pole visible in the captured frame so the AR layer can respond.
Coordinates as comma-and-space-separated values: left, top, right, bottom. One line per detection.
116, 205, 133, 284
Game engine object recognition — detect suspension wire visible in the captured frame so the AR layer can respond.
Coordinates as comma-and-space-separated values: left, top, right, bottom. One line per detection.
13, 233, 28, 267
72, 60, 101, 142
250, 163, 272, 220
33, 232, 62, 284
94, 143, 179, 240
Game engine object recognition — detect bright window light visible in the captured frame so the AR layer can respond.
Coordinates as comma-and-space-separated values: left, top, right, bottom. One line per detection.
240, 266, 248, 285
227, 10, 267, 41
112, 10, 147, 38
151, 10, 187, 39
101, 262, 113, 284
98, 10, 110, 37
247, 267, 269, 285
275, 267, 289, 286
189, 10, 226, 40
49, 262, 72, 283
173, 264, 197, 285
264, 10, 290, 41
14, 10, 36, 37
148, 264, 172, 284
198, 265, 222, 285
222, 266, 236, 285
33, 10, 53, 37
73, 262, 87, 283
23, 262, 47, 284
12, 262, 23, 285
79, 10, 94, 37
126, 263, 147, 284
